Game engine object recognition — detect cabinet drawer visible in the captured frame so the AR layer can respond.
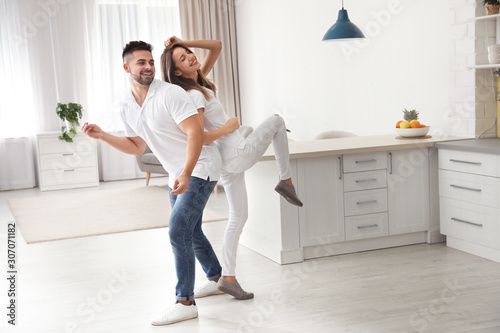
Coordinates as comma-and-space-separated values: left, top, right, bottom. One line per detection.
40, 167, 98, 187
344, 188, 388, 216
439, 170, 499, 208
439, 149, 498, 177
40, 152, 97, 171
344, 170, 387, 192
343, 152, 387, 173
38, 135, 95, 155
345, 212, 389, 241
440, 197, 497, 248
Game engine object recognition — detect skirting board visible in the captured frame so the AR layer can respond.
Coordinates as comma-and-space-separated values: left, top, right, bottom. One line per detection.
303, 232, 428, 260
446, 236, 500, 264
427, 229, 446, 244
241, 229, 429, 265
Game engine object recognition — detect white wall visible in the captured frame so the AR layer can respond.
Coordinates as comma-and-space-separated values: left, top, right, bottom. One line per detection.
235, 0, 450, 141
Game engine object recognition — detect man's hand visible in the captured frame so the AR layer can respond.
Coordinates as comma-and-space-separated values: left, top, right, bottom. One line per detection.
224, 118, 240, 133
81, 122, 104, 140
170, 173, 190, 195
165, 36, 183, 47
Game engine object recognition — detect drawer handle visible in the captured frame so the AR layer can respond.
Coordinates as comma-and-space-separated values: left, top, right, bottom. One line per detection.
338, 156, 342, 180
451, 217, 483, 227
63, 153, 74, 156
357, 224, 379, 229
356, 200, 377, 205
389, 152, 393, 175
64, 169, 75, 172
355, 178, 377, 183
449, 184, 482, 192
449, 159, 481, 166
355, 159, 376, 164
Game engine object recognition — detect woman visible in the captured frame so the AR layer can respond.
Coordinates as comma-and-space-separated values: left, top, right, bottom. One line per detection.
161, 37, 302, 300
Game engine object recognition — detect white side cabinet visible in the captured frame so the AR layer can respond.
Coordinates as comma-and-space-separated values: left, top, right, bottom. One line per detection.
36, 132, 99, 191
438, 148, 500, 263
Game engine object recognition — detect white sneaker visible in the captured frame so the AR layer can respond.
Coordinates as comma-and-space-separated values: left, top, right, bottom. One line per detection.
150, 302, 198, 326
194, 280, 225, 298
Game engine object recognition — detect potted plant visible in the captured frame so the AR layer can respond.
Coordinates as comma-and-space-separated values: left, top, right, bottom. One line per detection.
56, 102, 83, 143
483, 0, 500, 15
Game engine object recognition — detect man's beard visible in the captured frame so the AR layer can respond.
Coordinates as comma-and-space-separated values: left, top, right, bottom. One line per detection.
131, 71, 154, 86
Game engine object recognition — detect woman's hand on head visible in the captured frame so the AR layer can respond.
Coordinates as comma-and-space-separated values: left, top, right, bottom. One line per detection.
225, 118, 240, 133
164, 36, 183, 47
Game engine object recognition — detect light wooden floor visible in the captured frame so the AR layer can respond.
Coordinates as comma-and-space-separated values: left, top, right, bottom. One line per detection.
1, 178, 500, 333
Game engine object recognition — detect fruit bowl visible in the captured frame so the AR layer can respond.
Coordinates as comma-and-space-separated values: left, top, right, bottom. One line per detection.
396, 126, 430, 138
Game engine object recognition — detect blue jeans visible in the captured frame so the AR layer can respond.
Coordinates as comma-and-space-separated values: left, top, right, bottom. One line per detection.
168, 176, 222, 301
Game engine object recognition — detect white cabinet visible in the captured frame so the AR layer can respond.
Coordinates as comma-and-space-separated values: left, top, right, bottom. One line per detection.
439, 149, 497, 177
439, 170, 499, 207
241, 139, 441, 264
342, 152, 389, 240
438, 148, 500, 263
297, 155, 344, 246
343, 170, 387, 192
387, 148, 430, 235
344, 189, 388, 216
36, 132, 99, 191
345, 212, 389, 241
343, 152, 387, 173
298, 149, 429, 260
440, 197, 498, 249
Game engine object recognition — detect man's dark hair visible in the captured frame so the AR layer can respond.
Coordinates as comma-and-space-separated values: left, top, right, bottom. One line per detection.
122, 41, 153, 63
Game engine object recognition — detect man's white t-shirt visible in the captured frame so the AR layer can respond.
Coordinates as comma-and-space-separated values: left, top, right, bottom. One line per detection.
120, 79, 221, 188
188, 88, 245, 166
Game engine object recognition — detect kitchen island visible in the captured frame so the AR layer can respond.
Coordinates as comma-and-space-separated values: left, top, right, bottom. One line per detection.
240, 134, 468, 264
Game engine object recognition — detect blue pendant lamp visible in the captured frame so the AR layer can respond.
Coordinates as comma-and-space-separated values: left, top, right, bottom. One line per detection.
322, 0, 365, 41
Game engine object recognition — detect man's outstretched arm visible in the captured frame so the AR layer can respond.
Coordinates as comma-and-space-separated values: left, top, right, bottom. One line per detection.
81, 122, 147, 156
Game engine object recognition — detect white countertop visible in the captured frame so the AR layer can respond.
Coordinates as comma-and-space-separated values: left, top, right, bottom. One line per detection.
260, 134, 469, 160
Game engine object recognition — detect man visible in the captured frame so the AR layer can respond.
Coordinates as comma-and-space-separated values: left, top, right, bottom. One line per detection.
81, 41, 222, 325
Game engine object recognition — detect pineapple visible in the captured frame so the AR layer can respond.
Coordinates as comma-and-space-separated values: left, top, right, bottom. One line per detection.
402, 109, 419, 122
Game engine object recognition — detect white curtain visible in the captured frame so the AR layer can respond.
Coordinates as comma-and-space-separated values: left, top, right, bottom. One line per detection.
90, 0, 181, 133
91, 0, 181, 180
179, 0, 241, 119
0, 0, 37, 190
0, 0, 181, 187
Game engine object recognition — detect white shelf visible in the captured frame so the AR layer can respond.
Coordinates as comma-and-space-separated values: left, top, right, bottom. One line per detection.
475, 13, 500, 21
469, 64, 500, 69
472, 13, 500, 68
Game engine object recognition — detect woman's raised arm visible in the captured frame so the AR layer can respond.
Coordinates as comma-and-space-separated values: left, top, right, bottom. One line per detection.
165, 36, 222, 76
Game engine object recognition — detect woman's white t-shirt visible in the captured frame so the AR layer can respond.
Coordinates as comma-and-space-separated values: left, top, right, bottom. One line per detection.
188, 88, 245, 166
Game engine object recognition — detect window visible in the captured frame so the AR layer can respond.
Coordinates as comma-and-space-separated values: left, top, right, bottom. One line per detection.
89, 0, 181, 132
0, 0, 36, 138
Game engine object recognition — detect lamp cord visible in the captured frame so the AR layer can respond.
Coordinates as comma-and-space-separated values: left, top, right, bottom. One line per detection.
342, 0, 344, 9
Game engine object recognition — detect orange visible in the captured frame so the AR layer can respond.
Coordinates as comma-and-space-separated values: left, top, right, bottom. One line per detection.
420, 124, 426, 128
410, 120, 421, 128
396, 120, 403, 128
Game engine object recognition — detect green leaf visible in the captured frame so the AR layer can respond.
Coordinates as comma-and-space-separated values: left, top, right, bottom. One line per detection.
56, 102, 83, 143
483, 0, 500, 5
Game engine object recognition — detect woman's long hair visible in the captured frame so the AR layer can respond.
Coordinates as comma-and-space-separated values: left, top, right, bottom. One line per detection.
161, 44, 217, 100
